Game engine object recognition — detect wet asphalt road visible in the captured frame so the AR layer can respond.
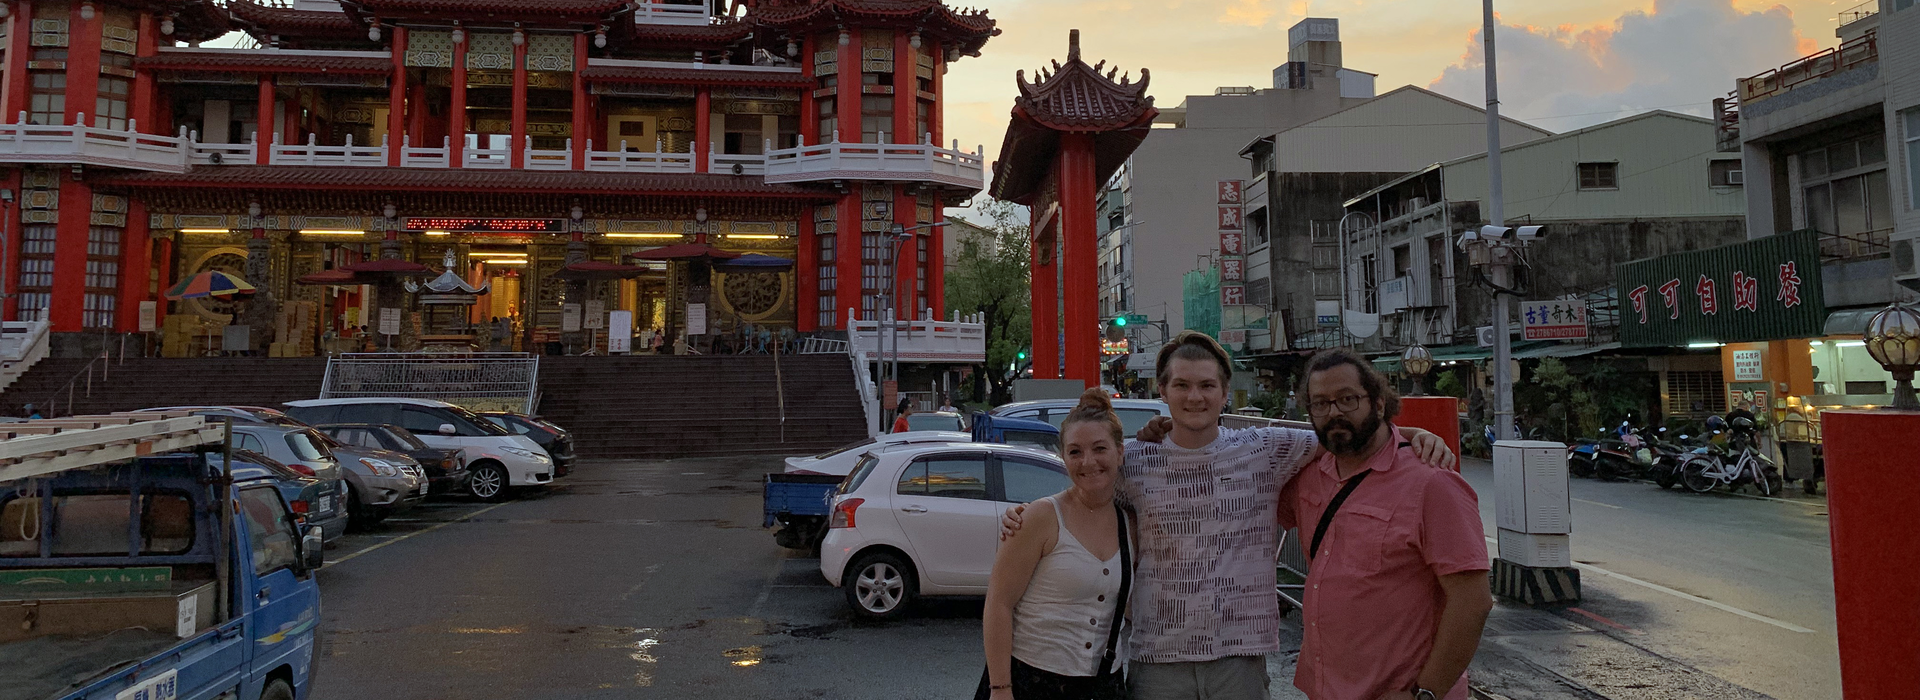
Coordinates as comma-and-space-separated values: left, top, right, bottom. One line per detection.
311, 455, 989, 700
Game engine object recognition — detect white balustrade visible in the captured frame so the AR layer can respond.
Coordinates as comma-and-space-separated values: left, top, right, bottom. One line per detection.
401, 135, 451, 168
764, 132, 985, 189
0, 112, 191, 173
464, 140, 511, 169
631, 1, 710, 26
583, 139, 695, 173
847, 311, 988, 364
269, 132, 387, 166
523, 136, 573, 171
186, 129, 255, 165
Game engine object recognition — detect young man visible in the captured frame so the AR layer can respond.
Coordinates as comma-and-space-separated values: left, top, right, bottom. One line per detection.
1280, 349, 1492, 700
1003, 332, 1455, 700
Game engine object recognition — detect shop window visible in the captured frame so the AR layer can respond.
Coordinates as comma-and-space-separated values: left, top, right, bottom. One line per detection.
1577, 162, 1618, 190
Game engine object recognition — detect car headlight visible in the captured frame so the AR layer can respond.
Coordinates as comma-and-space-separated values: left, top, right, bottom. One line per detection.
501, 447, 550, 463
360, 458, 400, 477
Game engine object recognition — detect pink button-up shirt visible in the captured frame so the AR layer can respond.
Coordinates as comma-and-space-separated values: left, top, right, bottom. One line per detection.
1277, 425, 1489, 700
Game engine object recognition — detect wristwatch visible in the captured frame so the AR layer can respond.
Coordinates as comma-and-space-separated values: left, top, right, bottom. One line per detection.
1413, 688, 1437, 700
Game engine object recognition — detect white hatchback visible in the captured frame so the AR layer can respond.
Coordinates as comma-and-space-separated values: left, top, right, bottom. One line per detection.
820, 442, 1072, 619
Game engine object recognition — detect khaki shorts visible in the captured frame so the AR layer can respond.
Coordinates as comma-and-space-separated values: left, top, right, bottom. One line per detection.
1127, 655, 1270, 700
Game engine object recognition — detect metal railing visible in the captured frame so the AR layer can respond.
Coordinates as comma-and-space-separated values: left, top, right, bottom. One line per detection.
1820, 227, 1893, 262
1839, 1, 1878, 27
35, 351, 113, 418
321, 352, 541, 414
798, 337, 850, 355
1738, 30, 1878, 104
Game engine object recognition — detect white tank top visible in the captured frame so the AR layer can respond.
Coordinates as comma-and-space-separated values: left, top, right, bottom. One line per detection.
1011, 496, 1130, 677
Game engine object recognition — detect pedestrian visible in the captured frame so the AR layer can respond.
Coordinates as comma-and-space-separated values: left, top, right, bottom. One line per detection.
980, 388, 1133, 700
940, 394, 956, 412
22, 403, 40, 420
1003, 332, 1456, 700
892, 398, 914, 433
1278, 348, 1493, 699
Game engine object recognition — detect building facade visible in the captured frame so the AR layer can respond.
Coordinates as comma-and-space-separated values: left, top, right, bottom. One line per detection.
0, 0, 994, 354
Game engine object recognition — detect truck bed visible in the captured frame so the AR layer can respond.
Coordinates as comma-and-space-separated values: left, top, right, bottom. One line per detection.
0, 628, 178, 700
762, 473, 845, 526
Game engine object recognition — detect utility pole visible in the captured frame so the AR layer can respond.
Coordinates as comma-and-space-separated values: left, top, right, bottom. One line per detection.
1482, 0, 1514, 442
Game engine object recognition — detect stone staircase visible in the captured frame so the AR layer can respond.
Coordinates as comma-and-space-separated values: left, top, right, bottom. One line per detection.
0, 354, 869, 460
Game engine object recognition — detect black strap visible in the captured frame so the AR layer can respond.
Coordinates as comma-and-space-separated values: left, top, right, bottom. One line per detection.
1309, 471, 1370, 562
1096, 502, 1131, 679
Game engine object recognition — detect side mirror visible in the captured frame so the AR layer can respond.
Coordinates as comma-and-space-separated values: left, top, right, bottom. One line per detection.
438, 423, 457, 436
301, 526, 325, 571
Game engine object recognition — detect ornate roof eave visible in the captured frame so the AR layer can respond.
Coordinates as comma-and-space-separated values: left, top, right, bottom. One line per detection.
164, 0, 234, 43
990, 31, 1157, 205
139, 50, 393, 74
748, 0, 997, 56
338, 0, 628, 25
228, 0, 376, 46
602, 17, 755, 52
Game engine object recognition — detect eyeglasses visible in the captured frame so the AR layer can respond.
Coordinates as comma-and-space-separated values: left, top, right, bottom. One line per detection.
1306, 393, 1370, 417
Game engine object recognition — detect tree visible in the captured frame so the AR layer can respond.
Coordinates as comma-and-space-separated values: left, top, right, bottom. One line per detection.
945, 200, 1031, 405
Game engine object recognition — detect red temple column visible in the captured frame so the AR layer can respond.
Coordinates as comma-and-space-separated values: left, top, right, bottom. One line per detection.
834, 196, 860, 328
0, 170, 19, 321
387, 26, 407, 165
509, 30, 528, 168
929, 39, 943, 146
130, 13, 159, 133
0, 1, 31, 121
893, 33, 914, 143
117, 198, 150, 331
799, 36, 817, 145
1059, 133, 1099, 387
450, 35, 467, 167
255, 76, 275, 164
796, 214, 817, 332
571, 33, 588, 169
407, 81, 427, 147
1030, 211, 1058, 380
1824, 409, 1920, 700
64, 0, 100, 129
48, 180, 90, 331
893, 187, 915, 317
694, 87, 711, 172
836, 30, 859, 142
150, 235, 170, 328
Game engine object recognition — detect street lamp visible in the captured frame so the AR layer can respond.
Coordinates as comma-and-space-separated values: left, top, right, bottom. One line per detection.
1863, 301, 1920, 410
1402, 342, 1434, 396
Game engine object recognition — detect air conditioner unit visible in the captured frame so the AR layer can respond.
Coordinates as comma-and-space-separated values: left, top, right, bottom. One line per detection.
1477, 326, 1496, 348
1728, 170, 1744, 185
1894, 234, 1919, 292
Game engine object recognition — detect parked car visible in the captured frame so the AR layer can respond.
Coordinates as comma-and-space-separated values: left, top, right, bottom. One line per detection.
222, 448, 350, 546
330, 442, 426, 529
283, 398, 553, 501
901, 411, 966, 432
136, 404, 309, 428
990, 398, 1170, 435
229, 424, 344, 482
820, 442, 1072, 619
477, 411, 575, 476
784, 431, 973, 475
317, 423, 470, 496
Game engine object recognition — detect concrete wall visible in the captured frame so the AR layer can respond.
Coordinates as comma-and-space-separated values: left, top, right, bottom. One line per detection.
1257, 172, 1403, 338
1443, 111, 1747, 223
1269, 87, 1552, 173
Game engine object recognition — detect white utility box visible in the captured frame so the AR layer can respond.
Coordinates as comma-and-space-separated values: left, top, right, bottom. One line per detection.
1497, 529, 1572, 568
1492, 440, 1571, 534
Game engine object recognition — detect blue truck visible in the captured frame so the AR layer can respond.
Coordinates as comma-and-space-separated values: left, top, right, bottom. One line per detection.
763, 413, 1058, 552
0, 419, 324, 700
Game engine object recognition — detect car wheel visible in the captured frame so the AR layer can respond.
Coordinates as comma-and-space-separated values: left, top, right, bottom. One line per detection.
259, 678, 295, 700
844, 551, 916, 620
341, 482, 366, 531
468, 462, 509, 501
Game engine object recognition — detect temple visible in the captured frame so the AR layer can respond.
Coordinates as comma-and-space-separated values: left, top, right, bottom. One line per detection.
0, 0, 996, 354
990, 30, 1153, 386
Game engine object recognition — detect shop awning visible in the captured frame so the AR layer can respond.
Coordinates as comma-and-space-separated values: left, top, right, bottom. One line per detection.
1514, 341, 1622, 359
1823, 307, 1882, 336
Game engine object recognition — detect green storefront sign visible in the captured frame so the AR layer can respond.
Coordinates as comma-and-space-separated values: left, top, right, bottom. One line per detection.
1616, 230, 1826, 347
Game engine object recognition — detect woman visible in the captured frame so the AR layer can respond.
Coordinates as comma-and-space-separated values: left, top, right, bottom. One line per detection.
980, 388, 1132, 699
891, 399, 915, 434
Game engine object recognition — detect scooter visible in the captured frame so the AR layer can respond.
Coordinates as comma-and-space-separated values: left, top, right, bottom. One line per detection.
1645, 427, 1694, 489
1567, 436, 1601, 478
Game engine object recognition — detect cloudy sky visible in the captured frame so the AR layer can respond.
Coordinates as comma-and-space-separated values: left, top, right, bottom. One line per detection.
941, 0, 1841, 208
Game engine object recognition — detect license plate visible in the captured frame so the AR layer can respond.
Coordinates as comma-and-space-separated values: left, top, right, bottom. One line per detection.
320, 496, 334, 513
418, 479, 431, 496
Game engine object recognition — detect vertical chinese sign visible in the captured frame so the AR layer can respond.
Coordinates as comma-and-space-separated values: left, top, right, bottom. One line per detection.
1217, 179, 1246, 309
1614, 230, 1825, 347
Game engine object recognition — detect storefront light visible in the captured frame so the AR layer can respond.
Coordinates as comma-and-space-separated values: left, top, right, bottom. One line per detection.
423, 231, 451, 236
1836, 341, 1866, 348
605, 233, 682, 239
299, 230, 366, 236
726, 234, 783, 240
181, 229, 230, 234
1688, 342, 1724, 349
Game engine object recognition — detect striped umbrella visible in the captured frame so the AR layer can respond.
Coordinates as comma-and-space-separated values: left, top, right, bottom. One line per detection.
164, 270, 256, 300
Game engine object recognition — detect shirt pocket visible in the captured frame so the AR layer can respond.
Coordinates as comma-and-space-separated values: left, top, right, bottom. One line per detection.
1334, 503, 1396, 574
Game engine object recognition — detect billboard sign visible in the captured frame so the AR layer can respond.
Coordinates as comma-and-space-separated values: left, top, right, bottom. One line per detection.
1615, 230, 1825, 347
1522, 300, 1589, 340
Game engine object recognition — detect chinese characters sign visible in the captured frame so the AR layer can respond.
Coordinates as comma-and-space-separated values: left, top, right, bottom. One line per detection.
1522, 300, 1589, 340
1217, 180, 1247, 309
1615, 230, 1825, 347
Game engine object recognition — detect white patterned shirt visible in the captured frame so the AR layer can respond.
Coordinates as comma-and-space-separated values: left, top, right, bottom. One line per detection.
1119, 426, 1318, 663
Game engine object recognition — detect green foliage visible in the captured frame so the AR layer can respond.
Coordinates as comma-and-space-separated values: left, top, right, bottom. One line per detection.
1515, 357, 1656, 442
945, 200, 1032, 404
1433, 371, 1466, 399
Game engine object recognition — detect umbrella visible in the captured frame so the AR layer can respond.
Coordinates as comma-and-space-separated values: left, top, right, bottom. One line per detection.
713, 253, 794, 272
552, 260, 651, 281
165, 270, 256, 300
627, 243, 742, 263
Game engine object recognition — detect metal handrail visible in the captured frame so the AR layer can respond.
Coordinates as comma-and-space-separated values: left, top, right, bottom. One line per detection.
1738, 30, 1877, 103
35, 351, 112, 418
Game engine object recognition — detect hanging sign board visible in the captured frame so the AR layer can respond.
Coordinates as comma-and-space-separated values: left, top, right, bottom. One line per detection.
1522, 299, 1589, 340
608, 310, 633, 354
378, 307, 401, 336
561, 303, 582, 332
686, 303, 707, 336
584, 300, 605, 329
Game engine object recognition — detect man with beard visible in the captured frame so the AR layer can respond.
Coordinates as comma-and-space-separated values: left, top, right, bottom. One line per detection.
1004, 332, 1456, 699
1280, 348, 1492, 700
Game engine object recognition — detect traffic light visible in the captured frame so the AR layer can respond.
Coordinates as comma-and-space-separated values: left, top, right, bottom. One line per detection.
1017, 350, 1028, 360
1113, 316, 1129, 327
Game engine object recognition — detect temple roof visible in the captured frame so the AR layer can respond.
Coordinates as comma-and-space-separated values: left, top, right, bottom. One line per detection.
611, 18, 755, 49
750, 0, 997, 56
990, 30, 1156, 205
166, 0, 235, 43
228, 0, 372, 46
342, 0, 629, 23
581, 63, 813, 88
139, 49, 393, 74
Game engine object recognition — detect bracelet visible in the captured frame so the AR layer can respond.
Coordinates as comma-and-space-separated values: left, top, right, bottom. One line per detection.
989, 683, 1012, 690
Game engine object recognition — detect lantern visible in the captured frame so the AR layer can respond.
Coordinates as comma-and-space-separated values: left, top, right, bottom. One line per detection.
1863, 302, 1920, 410
1401, 343, 1434, 396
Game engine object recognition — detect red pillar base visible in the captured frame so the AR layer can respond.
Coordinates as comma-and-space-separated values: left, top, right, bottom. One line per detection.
1397, 396, 1461, 471
1824, 409, 1920, 700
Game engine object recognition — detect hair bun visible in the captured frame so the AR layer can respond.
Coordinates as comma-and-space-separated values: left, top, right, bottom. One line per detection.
1073, 387, 1113, 417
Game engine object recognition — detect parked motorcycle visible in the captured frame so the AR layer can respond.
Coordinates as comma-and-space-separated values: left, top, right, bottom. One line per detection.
1644, 427, 1696, 489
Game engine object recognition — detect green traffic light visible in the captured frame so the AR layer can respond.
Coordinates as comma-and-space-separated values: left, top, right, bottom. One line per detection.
1113, 316, 1128, 327
1018, 351, 1028, 360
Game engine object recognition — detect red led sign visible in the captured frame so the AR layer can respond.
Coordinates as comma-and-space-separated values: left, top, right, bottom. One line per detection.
404, 218, 565, 233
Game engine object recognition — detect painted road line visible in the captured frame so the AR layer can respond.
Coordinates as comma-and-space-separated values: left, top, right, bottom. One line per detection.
323, 501, 513, 569
745, 553, 792, 620
1571, 498, 1624, 510
1482, 536, 1816, 634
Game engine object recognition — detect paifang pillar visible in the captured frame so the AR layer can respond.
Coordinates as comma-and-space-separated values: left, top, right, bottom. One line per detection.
987, 30, 1157, 390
